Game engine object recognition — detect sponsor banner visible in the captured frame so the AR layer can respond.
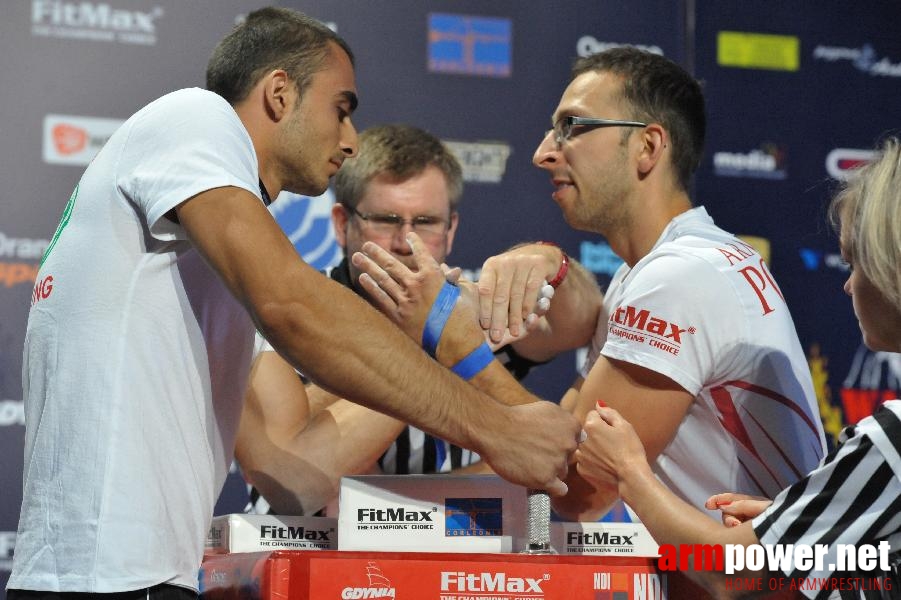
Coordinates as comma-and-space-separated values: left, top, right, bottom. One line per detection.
1, 262, 40, 289
577, 36, 663, 58
428, 13, 512, 78
312, 556, 664, 599
0, 232, 49, 288
443, 140, 512, 183
551, 522, 659, 556
713, 146, 787, 180
798, 248, 848, 273
825, 148, 875, 181
0, 232, 48, 261
717, 31, 800, 71
813, 43, 901, 78
200, 550, 664, 599
42, 114, 125, 166
206, 514, 337, 554
840, 346, 901, 424
338, 475, 526, 553
31, 0, 164, 45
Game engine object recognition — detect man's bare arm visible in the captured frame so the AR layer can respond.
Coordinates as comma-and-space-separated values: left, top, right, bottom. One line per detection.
236, 350, 408, 515
552, 355, 694, 521
577, 407, 771, 598
177, 188, 580, 494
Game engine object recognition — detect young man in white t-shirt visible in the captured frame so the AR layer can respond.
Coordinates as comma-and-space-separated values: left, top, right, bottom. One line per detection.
352, 47, 826, 522
8, 8, 580, 599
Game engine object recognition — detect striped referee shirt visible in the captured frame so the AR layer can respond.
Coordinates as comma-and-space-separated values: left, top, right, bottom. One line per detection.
753, 400, 901, 600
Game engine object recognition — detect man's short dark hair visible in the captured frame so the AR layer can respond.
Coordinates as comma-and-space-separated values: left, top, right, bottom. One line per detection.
572, 47, 705, 191
206, 6, 354, 105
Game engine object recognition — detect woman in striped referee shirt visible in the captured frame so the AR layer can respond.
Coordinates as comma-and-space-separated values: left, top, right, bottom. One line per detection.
576, 138, 901, 600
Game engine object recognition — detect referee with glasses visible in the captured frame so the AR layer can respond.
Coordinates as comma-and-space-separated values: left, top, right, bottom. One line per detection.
238, 124, 603, 516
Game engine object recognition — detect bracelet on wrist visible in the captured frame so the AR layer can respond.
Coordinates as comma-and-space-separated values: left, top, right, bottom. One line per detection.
536, 241, 569, 289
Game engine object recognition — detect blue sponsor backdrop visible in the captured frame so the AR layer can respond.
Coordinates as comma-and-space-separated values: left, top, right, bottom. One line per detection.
1, 1, 900, 594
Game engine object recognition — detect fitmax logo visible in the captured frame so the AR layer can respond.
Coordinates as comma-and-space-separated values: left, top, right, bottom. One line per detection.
32, 0, 162, 32
568, 531, 634, 546
440, 571, 548, 593
358, 508, 435, 522
32, 0, 163, 45
259, 525, 331, 541
610, 306, 692, 344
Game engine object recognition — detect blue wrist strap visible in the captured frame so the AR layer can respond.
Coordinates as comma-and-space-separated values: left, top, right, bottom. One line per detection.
451, 342, 494, 380
422, 281, 460, 358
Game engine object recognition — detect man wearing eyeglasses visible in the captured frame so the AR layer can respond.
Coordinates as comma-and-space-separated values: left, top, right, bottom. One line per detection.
353, 48, 827, 523
236, 124, 603, 516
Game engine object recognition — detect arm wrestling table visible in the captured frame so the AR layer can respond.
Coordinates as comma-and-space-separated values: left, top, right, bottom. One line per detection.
199, 549, 676, 599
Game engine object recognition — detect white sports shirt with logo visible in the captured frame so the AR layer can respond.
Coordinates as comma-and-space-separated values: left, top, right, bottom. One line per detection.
582, 207, 827, 512
11, 88, 260, 593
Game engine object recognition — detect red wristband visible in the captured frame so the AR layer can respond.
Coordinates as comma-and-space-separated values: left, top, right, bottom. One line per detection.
536, 241, 569, 289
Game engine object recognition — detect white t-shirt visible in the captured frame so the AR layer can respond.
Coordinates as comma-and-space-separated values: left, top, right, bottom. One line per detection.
11, 88, 260, 593
582, 207, 827, 512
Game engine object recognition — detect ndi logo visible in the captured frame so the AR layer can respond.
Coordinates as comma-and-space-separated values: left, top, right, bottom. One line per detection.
269, 190, 342, 271
445, 497, 502, 537
428, 13, 512, 78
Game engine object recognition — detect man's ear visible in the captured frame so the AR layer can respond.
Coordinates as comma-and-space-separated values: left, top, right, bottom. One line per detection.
636, 123, 667, 177
332, 203, 349, 249
262, 69, 292, 122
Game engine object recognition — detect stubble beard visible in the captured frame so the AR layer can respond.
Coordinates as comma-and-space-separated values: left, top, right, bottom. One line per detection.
278, 110, 327, 197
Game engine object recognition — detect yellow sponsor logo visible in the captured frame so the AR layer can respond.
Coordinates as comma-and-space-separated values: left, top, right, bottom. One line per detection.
737, 235, 771, 265
717, 31, 800, 71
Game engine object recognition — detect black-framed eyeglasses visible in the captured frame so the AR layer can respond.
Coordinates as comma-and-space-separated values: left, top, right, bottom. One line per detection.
548, 115, 647, 146
349, 206, 449, 238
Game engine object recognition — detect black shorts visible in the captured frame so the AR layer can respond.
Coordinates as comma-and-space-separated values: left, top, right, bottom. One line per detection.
7, 584, 197, 600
